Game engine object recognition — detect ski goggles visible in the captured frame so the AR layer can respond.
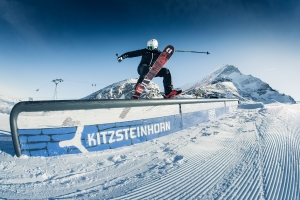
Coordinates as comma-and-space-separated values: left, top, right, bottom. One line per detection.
148, 46, 156, 50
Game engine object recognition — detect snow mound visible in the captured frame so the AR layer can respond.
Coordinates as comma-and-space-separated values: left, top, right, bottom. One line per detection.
0, 95, 20, 114
82, 79, 163, 100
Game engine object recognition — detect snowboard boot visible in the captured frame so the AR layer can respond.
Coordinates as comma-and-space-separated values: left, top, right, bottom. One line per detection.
164, 89, 182, 99
132, 83, 142, 99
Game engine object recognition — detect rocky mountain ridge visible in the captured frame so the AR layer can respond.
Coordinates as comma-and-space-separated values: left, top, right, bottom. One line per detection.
83, 65, 295, 104
202, 65, 295, 103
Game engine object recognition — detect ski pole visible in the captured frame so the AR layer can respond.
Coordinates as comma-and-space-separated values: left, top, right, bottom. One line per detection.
175, 50, 210, 55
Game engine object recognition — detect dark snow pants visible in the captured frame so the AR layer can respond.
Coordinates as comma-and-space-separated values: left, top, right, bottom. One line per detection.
136, 64, 173, 95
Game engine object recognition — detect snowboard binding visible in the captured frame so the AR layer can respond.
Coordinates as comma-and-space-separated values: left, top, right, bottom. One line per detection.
164, 89, 182, 99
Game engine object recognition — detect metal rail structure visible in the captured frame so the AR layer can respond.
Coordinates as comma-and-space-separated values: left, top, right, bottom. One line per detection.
10, 98, 238, 157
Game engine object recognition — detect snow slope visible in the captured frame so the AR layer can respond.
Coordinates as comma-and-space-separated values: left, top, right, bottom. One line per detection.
0, 113, 10, 132
82, 78, 163, 100
0, 103, 299, 199
194, 81, 242, 99
0, 95, 20, 115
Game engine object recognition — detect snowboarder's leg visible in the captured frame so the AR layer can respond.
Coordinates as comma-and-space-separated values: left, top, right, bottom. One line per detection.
156, 68, 173, 95
135, 64, 150, 89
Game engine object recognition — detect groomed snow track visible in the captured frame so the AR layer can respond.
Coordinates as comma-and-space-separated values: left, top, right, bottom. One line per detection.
113, 110, 264, 199
113, 105, 299, 199
2, 102, 299, 199
256, 104, 300, 200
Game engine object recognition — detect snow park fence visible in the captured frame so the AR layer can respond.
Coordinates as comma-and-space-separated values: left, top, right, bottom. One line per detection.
10, 98, 238, 157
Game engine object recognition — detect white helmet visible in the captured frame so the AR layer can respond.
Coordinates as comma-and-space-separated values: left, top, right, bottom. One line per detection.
147, 39, 158, 50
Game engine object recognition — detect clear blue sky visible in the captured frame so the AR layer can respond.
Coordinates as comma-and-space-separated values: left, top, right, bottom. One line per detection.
1, 0, 300, 100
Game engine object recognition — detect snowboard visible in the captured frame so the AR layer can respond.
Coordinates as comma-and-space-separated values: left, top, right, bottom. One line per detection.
132, 45, 175, 99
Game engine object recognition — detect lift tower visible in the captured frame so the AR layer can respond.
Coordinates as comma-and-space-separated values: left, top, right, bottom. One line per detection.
52, 79, 63, 100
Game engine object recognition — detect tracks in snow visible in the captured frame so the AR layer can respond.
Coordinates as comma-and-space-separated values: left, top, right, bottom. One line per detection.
115, 109, 265, 199
257, 104, 300, 200
115, 106, 299, 199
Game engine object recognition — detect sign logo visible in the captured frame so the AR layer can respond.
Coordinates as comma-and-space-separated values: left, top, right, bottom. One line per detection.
59, 126, 88, 153
88, 121, 171, 147
58, 121, 171, 153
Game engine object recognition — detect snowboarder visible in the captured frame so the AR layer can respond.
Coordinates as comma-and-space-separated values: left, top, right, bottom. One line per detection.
117, 39, 180, 98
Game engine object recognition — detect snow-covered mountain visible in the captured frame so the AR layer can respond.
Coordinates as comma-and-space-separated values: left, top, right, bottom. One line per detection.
83, 65, 295, 104
82, 78, 163, 100
191, 81, 242, 99
181, 65, 296, 104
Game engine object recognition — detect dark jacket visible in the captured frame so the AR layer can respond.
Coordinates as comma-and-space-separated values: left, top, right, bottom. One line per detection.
121, 49, 161, 67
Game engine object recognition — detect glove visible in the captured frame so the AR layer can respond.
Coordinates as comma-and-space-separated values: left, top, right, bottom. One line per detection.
117, 56, 123, 63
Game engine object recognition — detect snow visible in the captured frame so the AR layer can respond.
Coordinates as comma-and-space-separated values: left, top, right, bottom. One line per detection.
1, 103, 299, 199
0, 95, 20, 115
0, 113, 10, 132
